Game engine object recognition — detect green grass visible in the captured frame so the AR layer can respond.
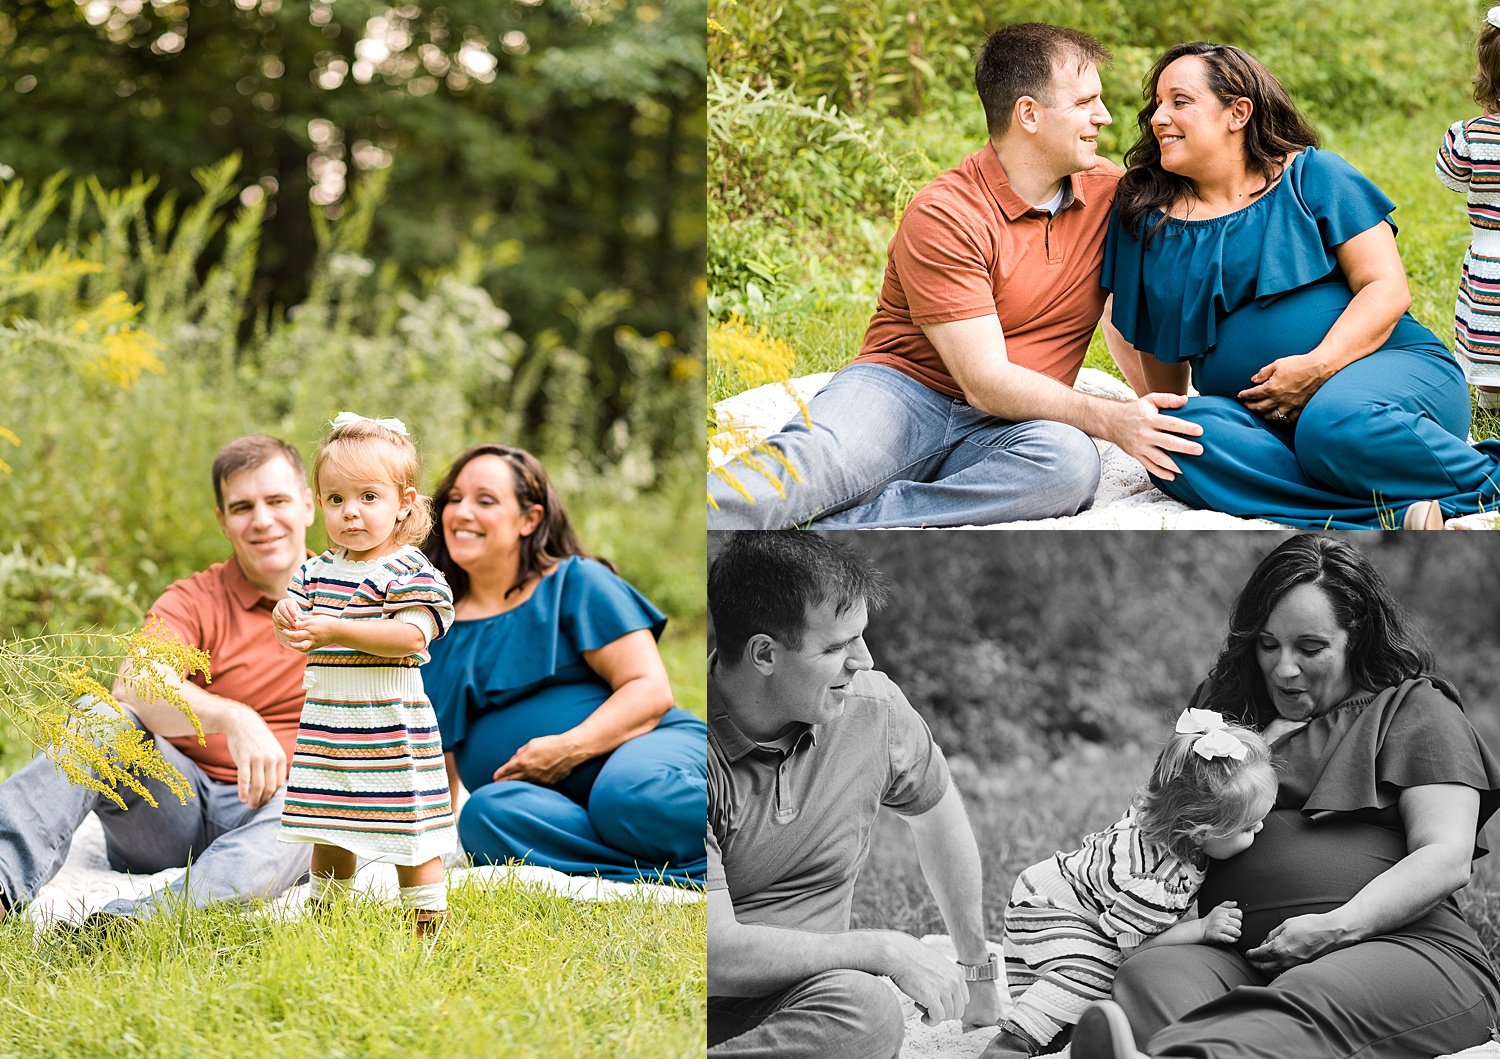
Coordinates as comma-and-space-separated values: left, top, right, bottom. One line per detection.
711, 100, 1500, 446
0, 879, 705, 1058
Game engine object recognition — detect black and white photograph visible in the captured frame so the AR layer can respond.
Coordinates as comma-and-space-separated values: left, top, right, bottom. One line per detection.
707, 530, 1500, 1059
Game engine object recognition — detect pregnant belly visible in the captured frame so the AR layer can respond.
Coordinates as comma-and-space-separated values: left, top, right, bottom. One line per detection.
1196, 808, 1406, 952
1190, 282, 1352, 398
1190, 282, 1444, 399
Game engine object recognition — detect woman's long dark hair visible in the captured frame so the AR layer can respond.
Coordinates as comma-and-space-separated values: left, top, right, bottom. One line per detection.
1116, 42, 1320, 244
1200, 535, 1433, 728
422, 444, 613, 602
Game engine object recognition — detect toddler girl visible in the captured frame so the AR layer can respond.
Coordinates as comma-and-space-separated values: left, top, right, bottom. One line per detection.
984, 709, 1277, 1057
274, 413, 456, 938
1436, 6, 1500, 410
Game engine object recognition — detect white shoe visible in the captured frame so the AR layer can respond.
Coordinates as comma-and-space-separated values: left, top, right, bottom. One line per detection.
1072, 1001, 1150, 1059
1402, 500, 1445, 530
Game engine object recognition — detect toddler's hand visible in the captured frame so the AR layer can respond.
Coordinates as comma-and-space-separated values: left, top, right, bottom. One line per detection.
272, 598, 303, 630
1200, 901, 1242, 944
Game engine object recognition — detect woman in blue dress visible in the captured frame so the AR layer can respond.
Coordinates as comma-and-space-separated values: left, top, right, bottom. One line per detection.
1103, 41, 1500, 529
420, 444, 706, 885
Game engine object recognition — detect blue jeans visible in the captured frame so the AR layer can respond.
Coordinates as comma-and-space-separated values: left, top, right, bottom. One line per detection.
709, 970, 906, 1059
0, 699, 310, 918
708, 364, 1101, 528
457, 707, 707, 885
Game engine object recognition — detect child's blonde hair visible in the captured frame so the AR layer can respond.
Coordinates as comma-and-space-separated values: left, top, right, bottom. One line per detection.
1476, 18, 1500, 114
312, 417, 433, 548
1134, 720, 1277, 863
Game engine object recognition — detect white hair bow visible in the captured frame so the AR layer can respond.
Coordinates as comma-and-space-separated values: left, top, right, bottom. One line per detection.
1489, 5, 1500, 30
1175, 707, 1248, 762
331, 411, 407, 435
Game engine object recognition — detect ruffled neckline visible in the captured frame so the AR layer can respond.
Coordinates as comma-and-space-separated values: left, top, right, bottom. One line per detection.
1156, 163, 1292, 230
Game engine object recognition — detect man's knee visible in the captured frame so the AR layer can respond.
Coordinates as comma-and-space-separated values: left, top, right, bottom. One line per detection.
1023, 421, 1101, 510
807, 969, 906, 1059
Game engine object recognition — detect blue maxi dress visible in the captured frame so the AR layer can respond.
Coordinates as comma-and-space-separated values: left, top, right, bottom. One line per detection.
421, 556, 707, 884
1103, 146, 1500, 529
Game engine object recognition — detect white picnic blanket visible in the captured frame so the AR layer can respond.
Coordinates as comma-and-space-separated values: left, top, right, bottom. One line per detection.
897, 935, 1499, 1059
25, 811, 700, 926
712, 371, 1500, 530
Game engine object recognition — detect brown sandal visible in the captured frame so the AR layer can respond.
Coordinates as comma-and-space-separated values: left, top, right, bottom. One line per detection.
411, 907, 450, 940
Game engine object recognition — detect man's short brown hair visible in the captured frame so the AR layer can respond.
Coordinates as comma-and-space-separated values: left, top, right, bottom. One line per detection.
975, 23, 1110, 136
211, 435, 306, 510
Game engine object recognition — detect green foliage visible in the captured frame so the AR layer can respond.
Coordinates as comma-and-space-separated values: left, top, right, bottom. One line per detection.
0, 546, 144, 642
0, 0, 707, 404
711, 0, 1473, 127
0, 883, 705, 1058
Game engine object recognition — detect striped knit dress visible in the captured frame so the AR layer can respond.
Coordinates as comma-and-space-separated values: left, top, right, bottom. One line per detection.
277, 545, 456, 865
1436, 115, 1500, 382
1002, 807, 1204, 1048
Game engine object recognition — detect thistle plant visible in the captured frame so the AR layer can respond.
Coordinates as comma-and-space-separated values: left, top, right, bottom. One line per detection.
0, 617, 209, 810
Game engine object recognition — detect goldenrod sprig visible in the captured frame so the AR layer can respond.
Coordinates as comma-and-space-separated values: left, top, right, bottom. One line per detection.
0, 620, 209, 811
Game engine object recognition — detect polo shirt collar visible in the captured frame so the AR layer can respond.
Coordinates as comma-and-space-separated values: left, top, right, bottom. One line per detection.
709, 653, 819, 762
980, 144, 1088, 221
223, 556, 274, 610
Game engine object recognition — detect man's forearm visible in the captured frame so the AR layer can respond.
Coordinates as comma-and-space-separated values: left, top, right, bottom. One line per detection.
960, 358, 1118, 439
112, 661, 259, 740
906, 785, 990, 964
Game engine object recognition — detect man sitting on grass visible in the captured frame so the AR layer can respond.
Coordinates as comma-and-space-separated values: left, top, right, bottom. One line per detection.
706, 531, 1001, 1057
0, 435, 316, 924
707, 22, 1202, 529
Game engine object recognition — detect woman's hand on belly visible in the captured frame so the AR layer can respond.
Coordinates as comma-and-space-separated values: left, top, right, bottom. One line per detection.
493, 732, 587, 784
1245, 908, 1354, 975
1237, 351, 1333, 424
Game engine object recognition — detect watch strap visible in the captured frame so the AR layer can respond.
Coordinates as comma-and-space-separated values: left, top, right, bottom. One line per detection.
958, 952, 999, 981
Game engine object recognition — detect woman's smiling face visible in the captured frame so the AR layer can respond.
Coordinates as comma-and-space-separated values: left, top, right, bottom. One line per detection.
1255, 582, 1356, 721
440, 454, 542, 572
1150, 55, 1238, 178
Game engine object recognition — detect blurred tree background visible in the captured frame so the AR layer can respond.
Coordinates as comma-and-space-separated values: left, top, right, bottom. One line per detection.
0, 0, 707, 767
707, 532, 1500, 765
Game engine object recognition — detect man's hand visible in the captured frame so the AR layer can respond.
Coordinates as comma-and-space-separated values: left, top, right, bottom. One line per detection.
961, 976, 1003, 1030
224, 706, 289, 808
1199, 901, 1243, 945
1108, 392, 1205, 480
885, 932, 969, 1027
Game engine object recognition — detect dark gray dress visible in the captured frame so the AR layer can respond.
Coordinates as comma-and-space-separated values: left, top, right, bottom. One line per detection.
1112, 677, 1500, 1058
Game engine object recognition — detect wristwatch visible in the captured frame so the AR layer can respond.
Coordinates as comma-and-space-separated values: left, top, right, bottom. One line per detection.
958, 953, 999, 981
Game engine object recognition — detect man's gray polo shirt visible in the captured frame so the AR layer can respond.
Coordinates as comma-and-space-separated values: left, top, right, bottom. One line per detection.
707, 663, 950, 933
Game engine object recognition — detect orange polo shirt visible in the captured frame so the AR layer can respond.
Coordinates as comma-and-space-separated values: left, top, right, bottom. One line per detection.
853, 146, 1123, 397
147, 557, 306, 783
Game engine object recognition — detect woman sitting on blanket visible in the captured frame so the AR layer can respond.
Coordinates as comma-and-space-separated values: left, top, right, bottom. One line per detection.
1103, 42, 1500, 529
1068, 533, 1500, 1059
419, 444, 707, 885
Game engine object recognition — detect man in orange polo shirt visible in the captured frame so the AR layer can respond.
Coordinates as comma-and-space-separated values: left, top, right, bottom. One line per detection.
708, 23, 1204, 528
0, 435, 316, 921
